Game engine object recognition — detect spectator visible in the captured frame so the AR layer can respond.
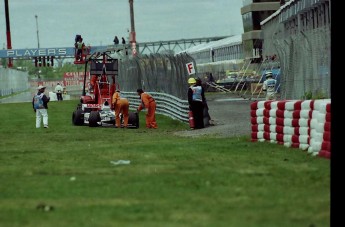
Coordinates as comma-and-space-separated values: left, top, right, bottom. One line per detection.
75, 34, 82, 43
187, 77, 205, 129
75, 38, 85, 61
262, 71, 277, 100
32, 85, 50, 128
113, 36, 119, 45
54, 82, 63, 101
112, 89, 129, 128
136, 88, 158, 129
122, 37, 126, 44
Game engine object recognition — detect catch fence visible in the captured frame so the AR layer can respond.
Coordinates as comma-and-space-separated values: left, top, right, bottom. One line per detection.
261, 0, 331, 100
117, 53, 196, 100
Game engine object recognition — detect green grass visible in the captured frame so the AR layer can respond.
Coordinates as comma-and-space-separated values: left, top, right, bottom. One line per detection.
0, 100, 330, 227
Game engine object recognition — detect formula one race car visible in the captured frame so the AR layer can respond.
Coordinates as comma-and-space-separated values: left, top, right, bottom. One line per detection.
72, 50, 139, 128
71, 51, 117, 127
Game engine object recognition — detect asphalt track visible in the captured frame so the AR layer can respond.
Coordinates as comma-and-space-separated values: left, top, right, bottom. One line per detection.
0, 90, 34, 104
175, 93, 254, 138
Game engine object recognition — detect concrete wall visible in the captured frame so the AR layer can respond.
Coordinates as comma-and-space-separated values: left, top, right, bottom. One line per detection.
0, 68, 30, 97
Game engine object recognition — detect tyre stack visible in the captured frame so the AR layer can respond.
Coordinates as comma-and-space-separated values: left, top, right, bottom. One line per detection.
308, 100, 331, 158
250, 99, 331, 159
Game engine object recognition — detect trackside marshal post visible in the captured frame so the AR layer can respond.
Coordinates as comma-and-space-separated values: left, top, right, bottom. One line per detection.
186, 62, 195, 75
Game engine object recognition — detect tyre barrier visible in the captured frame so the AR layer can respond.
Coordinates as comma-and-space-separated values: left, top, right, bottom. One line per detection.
250, 99, 331, 159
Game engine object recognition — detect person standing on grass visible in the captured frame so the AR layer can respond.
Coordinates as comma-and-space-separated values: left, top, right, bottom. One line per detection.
136, 88, 158, 129
54, 82, 63, 101
188, 77, 205, 129
112, 89, 129, 128
32, 85, 50, 128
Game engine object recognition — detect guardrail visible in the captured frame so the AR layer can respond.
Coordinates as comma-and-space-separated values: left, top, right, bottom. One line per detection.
65, 89, 190, 123
0, 87, 26, 97
121, 91, 189, 122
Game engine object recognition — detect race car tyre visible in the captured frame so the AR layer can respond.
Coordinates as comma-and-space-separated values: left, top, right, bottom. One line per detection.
89, 111, 101, 127
72, 109, 84, 126
128, 112, 139, 129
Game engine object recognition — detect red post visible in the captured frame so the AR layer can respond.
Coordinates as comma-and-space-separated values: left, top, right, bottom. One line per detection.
188, 111, 195, 129
4, 0, 13, 67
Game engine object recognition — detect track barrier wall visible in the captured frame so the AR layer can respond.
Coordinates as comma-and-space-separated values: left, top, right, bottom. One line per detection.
250, 99, 331, 159
121, 91, 189, 123
0, 68, 30, 97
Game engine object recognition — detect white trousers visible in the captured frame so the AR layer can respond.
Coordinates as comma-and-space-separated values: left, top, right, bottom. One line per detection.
266, 92, 276, 101
36, 109, 48, 128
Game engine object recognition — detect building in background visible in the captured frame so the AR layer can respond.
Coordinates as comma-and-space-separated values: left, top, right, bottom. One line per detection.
175, 0, 331, 100
240, 0, 281, 62
260, 0, 331, 99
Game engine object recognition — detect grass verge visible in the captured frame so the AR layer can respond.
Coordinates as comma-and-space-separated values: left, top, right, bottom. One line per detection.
0, 100, 330, 227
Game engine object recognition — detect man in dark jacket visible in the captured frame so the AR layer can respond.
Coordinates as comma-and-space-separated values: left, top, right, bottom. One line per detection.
32, 85, 50, 128
188, 77, 205, 129
195, 77, 211, 127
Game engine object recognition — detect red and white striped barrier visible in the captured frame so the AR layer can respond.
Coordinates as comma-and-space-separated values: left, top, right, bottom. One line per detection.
251, 99, 331, 159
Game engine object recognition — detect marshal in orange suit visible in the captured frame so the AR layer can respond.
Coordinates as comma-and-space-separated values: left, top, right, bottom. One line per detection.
112, 90, 129, 128
136, 88, 158, 129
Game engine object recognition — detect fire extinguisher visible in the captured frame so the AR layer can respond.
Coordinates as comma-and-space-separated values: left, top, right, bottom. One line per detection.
188, 111, 195, 129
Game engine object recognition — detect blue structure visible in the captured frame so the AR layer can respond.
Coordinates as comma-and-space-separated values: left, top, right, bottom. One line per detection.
0, 45, 126, 59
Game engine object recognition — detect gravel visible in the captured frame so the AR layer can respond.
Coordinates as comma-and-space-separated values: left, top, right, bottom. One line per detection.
174, 93, 254, 138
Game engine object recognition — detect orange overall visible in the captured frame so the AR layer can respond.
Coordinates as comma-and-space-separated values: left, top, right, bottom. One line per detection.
90, 75, 98, 92
112, 91, 129, 128
137, 93, 158, 129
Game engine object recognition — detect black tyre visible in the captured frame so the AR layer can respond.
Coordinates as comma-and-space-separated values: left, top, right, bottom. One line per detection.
120, 113, 124, 125
134, 112, 139, 128
203, 107, 211, 127
89, 111, 101, 127
128, 112, 139, 129
72, 109, 84, 126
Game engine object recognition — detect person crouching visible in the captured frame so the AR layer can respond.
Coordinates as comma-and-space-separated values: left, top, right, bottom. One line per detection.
136, 88, 158, 129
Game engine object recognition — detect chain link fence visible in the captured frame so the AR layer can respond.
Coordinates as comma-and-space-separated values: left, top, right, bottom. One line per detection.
261, 1, 331, 100
116, 53, 196, 100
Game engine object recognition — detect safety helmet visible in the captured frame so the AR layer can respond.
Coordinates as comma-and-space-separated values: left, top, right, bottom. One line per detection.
188, 77, 196, 84
265, 71, 273, 78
